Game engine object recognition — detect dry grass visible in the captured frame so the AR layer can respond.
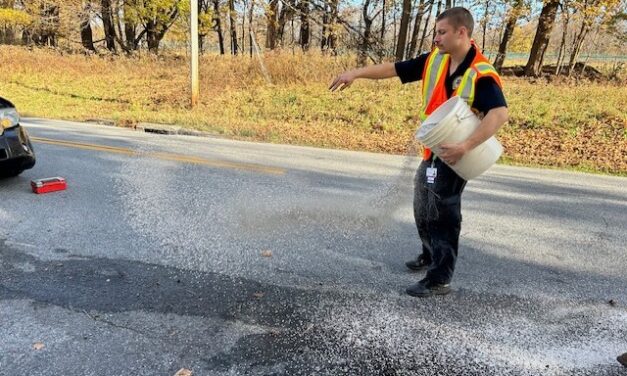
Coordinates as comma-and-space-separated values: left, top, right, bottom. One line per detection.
1, 46, 625, 174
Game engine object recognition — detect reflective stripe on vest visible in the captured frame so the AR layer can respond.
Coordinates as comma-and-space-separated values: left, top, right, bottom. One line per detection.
421, 49, 449, 114
455, 68, 477, 106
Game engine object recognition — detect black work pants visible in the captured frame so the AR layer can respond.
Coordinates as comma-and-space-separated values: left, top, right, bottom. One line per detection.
413, 155, 467, 284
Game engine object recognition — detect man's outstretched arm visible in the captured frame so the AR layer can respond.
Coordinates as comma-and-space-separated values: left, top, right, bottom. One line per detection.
329, 63, 398, 92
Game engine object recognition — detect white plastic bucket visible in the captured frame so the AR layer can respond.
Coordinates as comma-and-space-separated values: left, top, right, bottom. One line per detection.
415, 96, 503, 180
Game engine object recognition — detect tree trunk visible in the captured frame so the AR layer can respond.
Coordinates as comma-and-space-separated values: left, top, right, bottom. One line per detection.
146, 20, 160, 53
567, 16, 590, 77
0, 26, 15, 44
122, 0, 138, 50
524, 0, 560, 76
35, 3, 59, 47
493, 1, 522, 72
213, 0, 225, 54
22, 30, 31, 45
393, 0, 397, 49
419, 0, 433, 51
278, 0, 295, 46
101, 0, 117, 51
241, 0, 247, 52
144, 8, 178, 55
408, 0, 426, 57
359, 0, 374, 66
381, 0, 386, 44
265, 0, 278, 49
321, 8, 329, 50
395, 0, 412, 60
299, 0, 310, 50
248, 0, 255, 56
124, 23, 137, 49
481, 0, 490, 52
430, 0, 441, 44
327, 0, 338, 52
0, 0, 15, 43
80, 5, 96, 51
229, 0, 238, 54
555, 6, 569, 75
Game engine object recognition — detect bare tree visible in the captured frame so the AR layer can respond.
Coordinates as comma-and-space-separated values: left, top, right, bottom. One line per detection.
101, 0, 117, 51
555, 2, 570, 74
278, 0, 296, 46
266, 0, 279, 48
395, 0, 412, 60
80, 2, 96, 51
248, 0, 255, 55
326, 0, 339, 52
121, 0, 139, 51
524, 0, 560, 76
32, 2, 59, 47
213, 0, 225, 54
299, 0, 310, 50
419, 0, 434, 51
430, 0, 441, 45
358, 0, 383, 65
480, 0, 491, 52
381, 0, 386, 41
228, 0, 237, 54
493, 0, 527, 71
407, 0, 427, 57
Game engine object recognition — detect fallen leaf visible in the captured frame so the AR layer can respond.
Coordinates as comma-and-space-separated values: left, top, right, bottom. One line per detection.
174, 368, 193, 376
252, 292, 264, 299
260, 250, 272, 257
33, 342, 45, 350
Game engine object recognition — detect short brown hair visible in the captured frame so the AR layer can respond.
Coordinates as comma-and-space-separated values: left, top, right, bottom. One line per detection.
436, 7, 474, 37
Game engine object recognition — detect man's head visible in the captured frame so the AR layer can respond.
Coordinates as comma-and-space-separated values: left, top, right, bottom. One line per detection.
434, 7, 474, 54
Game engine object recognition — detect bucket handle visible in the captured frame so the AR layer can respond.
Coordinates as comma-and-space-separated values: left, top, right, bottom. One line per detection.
456, 112, 477, 122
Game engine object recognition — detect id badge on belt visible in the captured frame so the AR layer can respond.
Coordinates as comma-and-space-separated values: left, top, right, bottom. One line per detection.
426, 166, 437, 184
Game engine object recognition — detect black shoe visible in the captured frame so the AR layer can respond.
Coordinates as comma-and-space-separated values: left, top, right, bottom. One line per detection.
406, 278, 451, 297
618, 352, 627, 367
405, 255, 431, 271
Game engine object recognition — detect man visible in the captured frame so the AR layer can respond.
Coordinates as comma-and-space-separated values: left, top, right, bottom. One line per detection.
329, 7, 508, 297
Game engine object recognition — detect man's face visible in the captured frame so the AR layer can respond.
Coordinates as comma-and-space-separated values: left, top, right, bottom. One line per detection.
434, 19, 465, 54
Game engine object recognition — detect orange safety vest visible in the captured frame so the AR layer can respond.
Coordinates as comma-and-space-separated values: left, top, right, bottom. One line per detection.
419, 44, 502, 160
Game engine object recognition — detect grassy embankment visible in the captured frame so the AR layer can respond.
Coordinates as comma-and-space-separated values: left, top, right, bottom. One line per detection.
1, 46, 625, 175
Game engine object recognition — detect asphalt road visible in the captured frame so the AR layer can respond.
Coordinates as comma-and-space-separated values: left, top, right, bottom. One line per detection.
1, 118, 626, 375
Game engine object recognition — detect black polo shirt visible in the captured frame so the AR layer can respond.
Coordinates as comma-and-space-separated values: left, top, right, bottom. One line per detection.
394, 45, 507, 115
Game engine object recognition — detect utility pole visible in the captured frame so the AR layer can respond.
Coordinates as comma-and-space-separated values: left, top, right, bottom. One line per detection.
190, 0, 199, 108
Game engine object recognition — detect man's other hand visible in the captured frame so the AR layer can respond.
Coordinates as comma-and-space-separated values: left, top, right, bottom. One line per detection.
438, 142, 469, 165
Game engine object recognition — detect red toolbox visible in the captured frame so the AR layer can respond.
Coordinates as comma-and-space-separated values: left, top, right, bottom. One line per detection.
31, 177, 67, 194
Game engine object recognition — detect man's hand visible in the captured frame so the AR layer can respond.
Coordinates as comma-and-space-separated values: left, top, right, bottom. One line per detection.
329, 63, 398, 91
438, 142, 469, 165
329, 71, 356, 92
438, 106, 508, 166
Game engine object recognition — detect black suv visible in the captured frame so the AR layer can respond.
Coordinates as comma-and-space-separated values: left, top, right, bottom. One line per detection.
0, 97, 36, 177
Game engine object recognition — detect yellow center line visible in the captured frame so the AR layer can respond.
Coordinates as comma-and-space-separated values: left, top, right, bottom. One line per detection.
31, 137, 286, 176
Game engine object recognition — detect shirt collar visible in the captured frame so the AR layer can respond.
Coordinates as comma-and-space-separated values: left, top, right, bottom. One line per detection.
449, 44, 476, 78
